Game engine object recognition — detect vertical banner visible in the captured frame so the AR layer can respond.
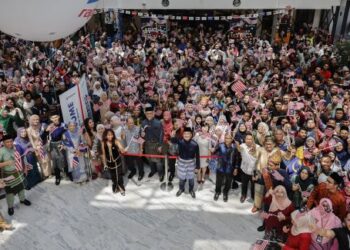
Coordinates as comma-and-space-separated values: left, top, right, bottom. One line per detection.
78, 75, 93, 120
59, 75, 91, 126
59, 86, 83, 126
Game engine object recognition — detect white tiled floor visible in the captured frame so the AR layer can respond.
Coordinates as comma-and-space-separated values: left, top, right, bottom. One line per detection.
0, 175, 262, 250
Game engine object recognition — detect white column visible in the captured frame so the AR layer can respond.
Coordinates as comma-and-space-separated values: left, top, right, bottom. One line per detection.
312, 9, 322, 29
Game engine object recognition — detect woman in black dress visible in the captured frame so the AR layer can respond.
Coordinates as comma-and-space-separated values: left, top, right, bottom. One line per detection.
101, 129, 126, 195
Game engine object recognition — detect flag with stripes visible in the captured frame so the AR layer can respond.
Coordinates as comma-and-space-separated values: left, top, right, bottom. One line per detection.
231, 80, 246, 98
252, 239, 269, 250
132, 136, 145, 144
14, 149, 23, 172
72, 156, 79, 168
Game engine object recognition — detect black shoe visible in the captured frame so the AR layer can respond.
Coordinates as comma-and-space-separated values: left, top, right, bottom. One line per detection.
214, 193, 220, 201
20, 199, 31, 206
148, 171, 156, 178
240, 196, 246, 203
159, 175, 164, 182
176, 190, 184, 197
232, 181, 239, 190
190, 191, 196, 199
138, 174, 144, 181
257, 224, 265, 232
55, 178, 61, 185
128, 172, 136, 179
112, 184, 117, 193
8, 208, 14, 216
169, 173, 174, 182
223, 194, 228, 202
120, 189, 125, 196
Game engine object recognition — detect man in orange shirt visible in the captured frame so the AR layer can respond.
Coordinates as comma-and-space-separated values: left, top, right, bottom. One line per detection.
307, 172, 346, 220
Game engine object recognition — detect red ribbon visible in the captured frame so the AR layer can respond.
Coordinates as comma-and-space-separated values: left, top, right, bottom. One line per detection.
122, 152, 222, 159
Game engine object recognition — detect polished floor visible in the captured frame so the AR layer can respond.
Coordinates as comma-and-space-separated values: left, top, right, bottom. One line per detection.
0, 173, 261, 250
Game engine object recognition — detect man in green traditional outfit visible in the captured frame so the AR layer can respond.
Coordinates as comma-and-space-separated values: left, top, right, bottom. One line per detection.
0, 135, 31, 216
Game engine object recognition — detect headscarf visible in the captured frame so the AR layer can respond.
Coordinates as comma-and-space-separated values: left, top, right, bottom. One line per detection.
67, 120, 79, 139
92, 81, 104, 97
290, 210, 315, 236
295, 166, 314, 191
269, 185, 292, 212
309, 198, 342, 244
28, 114, 41, 130
96, 124, 105, 140
14, 127, 31, 148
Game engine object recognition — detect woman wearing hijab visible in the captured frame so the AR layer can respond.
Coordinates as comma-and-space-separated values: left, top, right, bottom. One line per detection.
14, 128, 42, 189
27, 114, 51, 179
92, 81, 104, 98
334, 139, 350, 169
234, 122, 247, 144
292, 167, 315, 209
62, 121, 88, 183
261, 185, 295, 242
280, 210, 314, 250
309, 198, 342, 250
253, 122, 270, 146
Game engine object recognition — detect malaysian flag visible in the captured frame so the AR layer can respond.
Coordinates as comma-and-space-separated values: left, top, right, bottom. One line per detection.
231, 80, 247, 98
14, 149, 23, 172
132, 136, 145, 144
252, 239, 269, 250
72, 156, 79, 168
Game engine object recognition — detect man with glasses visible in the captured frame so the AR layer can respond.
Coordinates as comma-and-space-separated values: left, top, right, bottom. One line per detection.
307, 172, 346, 220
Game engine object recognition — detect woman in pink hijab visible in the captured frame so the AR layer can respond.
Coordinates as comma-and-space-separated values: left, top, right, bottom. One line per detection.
262, 185, 295, 242
309, 198, 342, 250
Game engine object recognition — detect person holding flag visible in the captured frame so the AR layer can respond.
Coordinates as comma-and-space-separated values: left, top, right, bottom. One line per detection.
62, 121, 88, 184
0, 135, 31, 216
14, 127, 41, 190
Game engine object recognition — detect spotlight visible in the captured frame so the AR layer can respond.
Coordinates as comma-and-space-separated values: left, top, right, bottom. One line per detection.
162, 0, 169, 7
232, 0, 241, 7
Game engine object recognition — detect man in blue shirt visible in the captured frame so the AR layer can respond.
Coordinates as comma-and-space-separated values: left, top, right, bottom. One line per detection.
213, 134, 239, 202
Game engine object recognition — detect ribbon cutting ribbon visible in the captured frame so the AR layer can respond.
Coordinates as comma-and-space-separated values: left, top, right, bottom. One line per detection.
122, 152, 222, 159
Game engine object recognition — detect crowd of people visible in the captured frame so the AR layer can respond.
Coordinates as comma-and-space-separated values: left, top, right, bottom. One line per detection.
0, 17, 350, 249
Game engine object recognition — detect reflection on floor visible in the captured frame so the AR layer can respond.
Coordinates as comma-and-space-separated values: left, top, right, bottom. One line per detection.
0, 175, 261, 250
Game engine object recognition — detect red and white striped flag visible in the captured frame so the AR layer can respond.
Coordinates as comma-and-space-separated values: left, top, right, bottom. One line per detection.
231, 80, 246, 98
14, 149, 23, 172
252, 239, 269, 250
132, 136, 145, 144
